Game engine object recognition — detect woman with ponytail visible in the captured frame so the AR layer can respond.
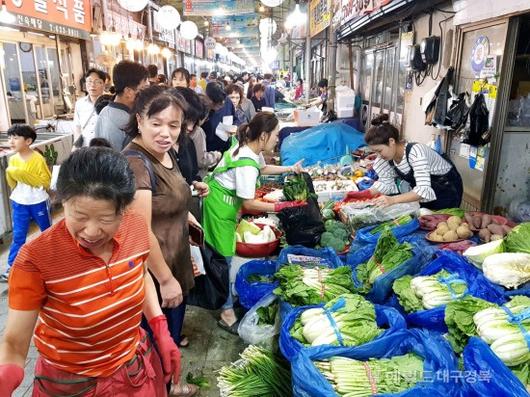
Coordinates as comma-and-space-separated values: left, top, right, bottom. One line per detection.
365, 114, 463, 210
202, 112, 304, 334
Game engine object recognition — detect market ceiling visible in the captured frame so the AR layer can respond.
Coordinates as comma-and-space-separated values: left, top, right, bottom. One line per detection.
154, 0, 299, 66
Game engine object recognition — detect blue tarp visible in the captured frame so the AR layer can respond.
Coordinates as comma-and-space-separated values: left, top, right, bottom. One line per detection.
280, 123, 366, 167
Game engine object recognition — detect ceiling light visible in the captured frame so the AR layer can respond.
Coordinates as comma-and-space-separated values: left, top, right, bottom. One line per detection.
0, 3, 16, 24
156, 5, 181, 30
117, 0, 148, 12
180, 20, 198, 40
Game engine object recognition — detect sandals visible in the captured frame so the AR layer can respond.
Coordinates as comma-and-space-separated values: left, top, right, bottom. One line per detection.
178, 335, 189, 348
170, 383, 199, 397
217, 319, 240, 335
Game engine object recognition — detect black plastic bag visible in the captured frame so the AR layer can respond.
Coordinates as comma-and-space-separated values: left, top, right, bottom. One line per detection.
278, 197, 325, 247
187, 243, 229, 310
464, 93, 489, 146
446, 92, 470, 131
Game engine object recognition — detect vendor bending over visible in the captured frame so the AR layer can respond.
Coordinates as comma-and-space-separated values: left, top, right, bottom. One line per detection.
202, 112, 304, 334
0, 148, 181, 396
365, 114, 463, 210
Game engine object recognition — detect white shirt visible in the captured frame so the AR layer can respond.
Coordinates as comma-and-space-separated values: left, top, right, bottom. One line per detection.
11, 182, 49, 205
214, 145, 266, 199
372, 143, 452, 202
73, 95, 98, 147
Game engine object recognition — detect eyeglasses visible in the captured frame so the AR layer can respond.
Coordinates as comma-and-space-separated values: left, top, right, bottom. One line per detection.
86, 80, 104, 86
228, 95, 240, 99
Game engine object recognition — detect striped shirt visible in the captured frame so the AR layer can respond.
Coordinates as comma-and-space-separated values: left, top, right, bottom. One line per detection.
372, 143, 452, 202
8, 211, 150, 377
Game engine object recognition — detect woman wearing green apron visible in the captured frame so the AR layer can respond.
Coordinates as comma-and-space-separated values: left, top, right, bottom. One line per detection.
202, 112, 304, 333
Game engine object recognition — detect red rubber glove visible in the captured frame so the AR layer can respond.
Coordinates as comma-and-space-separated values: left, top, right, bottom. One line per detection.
274, 200, 307, 212
0, 364, 24, 396
148, 315, 181, 384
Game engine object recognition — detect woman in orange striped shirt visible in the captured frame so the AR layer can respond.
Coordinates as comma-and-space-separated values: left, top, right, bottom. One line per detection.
0, 148, 181, 396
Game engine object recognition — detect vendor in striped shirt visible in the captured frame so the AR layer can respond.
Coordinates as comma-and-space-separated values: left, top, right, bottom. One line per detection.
365, 114, 463, 210
0, 148, 183, 397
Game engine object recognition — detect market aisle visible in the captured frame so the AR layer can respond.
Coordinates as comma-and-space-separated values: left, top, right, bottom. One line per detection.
0, 224, 247, 397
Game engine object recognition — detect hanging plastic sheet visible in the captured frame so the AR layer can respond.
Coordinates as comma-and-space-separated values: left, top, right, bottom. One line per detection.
280, 123, 366, 167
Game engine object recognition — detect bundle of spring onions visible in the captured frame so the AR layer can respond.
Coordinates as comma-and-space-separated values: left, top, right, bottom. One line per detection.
273, 265, 355, 306
290, 294, 382, 347
356, 228, 413, 293
217, 345, 292, 397
392, 270, 468, 313
445, 295, 530, 387
369, 215, 414, 235
315, 354, 424, 396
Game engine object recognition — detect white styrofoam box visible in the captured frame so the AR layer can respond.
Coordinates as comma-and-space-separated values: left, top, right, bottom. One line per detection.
314, 180, 359, 203
336, 86, 355, 111
336, 108, 354, 118
294, 107, 321, 127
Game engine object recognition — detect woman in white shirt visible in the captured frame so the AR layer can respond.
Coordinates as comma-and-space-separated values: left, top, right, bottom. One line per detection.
202, 112, 304, 334
366, 114, 463, 210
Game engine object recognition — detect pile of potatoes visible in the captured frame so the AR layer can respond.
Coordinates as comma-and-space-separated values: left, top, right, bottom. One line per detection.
464, 213, 512, 242
429, 216, 473, 242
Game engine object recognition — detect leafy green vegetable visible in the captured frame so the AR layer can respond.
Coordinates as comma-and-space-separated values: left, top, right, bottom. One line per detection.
217, 345, 292, 397
463, 239, 505, 267
370, 215, 413, 235
247, 274, 275, 283
505, 222, 530, 254
315, 354, 424, 396
392, 275, 424, 313
283, 175, 312, 201
273, 265, 355, 306
434, 208, 465, 218
186, 372, 210, 388
256, 302, 278, 326
444, 296, 495, 354
356, 228, 413, 293
290, 294, 382, 347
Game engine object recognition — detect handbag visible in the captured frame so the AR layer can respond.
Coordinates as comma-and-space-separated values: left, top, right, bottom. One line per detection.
186, 243, 229, 310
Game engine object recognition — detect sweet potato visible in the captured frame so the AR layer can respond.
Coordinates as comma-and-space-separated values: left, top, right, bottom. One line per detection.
464, 213, 474, 226
481, 214, 491, 229
502, 225, 512, 234
487, 224, 504, 236
479, 228, 491, 242
473, 216, 482, 229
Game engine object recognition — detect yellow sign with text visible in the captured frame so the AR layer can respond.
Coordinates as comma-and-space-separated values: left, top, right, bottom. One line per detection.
310, 0, 332, 37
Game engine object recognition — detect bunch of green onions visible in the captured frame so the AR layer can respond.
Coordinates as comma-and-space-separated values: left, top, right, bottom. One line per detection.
315, 354, 424, 396
217, 345, 292, 397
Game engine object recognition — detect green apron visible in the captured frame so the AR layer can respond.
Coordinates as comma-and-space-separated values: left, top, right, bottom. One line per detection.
202, 146, 261, 257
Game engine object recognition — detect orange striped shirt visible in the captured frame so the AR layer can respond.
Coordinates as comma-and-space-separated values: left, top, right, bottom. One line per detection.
8, 211, 150, 378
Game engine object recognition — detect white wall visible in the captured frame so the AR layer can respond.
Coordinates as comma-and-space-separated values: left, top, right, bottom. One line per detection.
402, 5, 456, 145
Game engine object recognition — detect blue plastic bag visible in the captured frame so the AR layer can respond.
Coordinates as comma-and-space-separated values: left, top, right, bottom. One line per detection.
504, 281, 530, 298
235, 260, 278, 309
348, 246, 430, 304
277, 245, 343, 270
355, 219, 420, 244
390, 251, 506, 332
276, 246, 344, 321
292, 328, 460, 397
279, 302, 407, 361
463, 337, 529, 397
280, 123, 366, 167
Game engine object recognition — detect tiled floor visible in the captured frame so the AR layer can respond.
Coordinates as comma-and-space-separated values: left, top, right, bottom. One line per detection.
0, 215, 246, 396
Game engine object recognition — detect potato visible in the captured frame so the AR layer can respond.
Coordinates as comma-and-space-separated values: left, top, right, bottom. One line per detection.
437, 223, 449, 235
487, 224, 504, 236
478, 228, 491, 242
448, 216, 462, 228
491, 234, 503, 241
430, 233, 444, 242
443, 230, 458, 242
456, 225, 471, 239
